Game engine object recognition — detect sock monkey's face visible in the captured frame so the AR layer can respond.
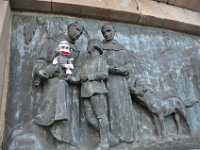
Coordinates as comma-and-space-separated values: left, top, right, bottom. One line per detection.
58, 40, 71, 55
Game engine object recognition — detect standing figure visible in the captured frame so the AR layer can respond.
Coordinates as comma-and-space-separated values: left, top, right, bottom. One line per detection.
52, 40, 74, 75
101, 23, 137, 143
79, 39, 110, 150
32, 22, 84, 147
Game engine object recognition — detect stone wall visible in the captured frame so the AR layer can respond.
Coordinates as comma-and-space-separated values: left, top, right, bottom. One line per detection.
2, 0, 200, 149
0, 0, 11, 148
9, 0, 200, 36
154, 0, 200, 13
4, 13, 200, 149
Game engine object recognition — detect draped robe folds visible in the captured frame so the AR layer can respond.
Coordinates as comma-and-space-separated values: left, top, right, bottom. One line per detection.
32, 35, 81, 146
102, 40, 136, 142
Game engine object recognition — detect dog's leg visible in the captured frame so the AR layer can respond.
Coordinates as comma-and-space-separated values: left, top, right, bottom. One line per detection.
174, 113, 183, 135
159, 115, 166, 139
153, 115, 162, 138
178, 108, 191, 134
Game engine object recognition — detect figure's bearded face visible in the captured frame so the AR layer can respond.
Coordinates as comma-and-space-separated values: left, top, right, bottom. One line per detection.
58, 40, 71, 55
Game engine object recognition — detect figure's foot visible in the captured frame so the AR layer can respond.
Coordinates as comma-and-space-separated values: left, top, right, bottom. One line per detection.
177, 130, 183, 136
108, 132, 119, 147
160, 135, 167, 141
95, 143, 109, 150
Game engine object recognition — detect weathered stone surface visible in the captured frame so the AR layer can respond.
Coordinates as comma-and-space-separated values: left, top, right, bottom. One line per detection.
4, 14, 200, 149
51, 0, 139, 23
9, 0, 200, 36
51, 0, 200, 36
137, 0, 200, 35
155, 0, 200, 13
10, 0, 35, 11
174, 0, 200, 12
0, 0, 10, 122
35, 0, 51, 12
0, 0, 11, 148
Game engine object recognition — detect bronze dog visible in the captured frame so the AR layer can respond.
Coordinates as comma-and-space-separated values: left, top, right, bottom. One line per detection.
130, 81, 198, 138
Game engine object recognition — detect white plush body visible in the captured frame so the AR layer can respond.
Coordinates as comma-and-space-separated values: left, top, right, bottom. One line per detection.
53, 55, 74, 75
53, 40, 74, 75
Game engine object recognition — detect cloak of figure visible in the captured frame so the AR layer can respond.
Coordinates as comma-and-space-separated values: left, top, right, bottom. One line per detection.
32, 22, 84, 146
101, 23, 137, 143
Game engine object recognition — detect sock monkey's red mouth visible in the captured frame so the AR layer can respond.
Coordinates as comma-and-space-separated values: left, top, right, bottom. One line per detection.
60, 51, 70, 55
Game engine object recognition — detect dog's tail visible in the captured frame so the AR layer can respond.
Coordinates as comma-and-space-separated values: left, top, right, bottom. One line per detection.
177, 96, 199, 107
184, 100, 199, 108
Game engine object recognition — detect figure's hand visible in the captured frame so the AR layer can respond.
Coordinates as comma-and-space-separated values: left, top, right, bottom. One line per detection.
38, 64, 61, 79
116, 67, 128, 74
110, 67, 118, 72
96, 73, 107, 81
80, 74, 88, 82
48, 64, 60, 77
38, 70, 49, 79
109, 66, 129, 76
109, 67, 119, 74
121, 70, 129, 77
67, 75, 81, 85
134, 87, 144, 97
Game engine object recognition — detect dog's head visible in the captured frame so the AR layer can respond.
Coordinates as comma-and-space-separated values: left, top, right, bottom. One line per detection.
130, 79, 146, 97
130, 78, 155, 98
